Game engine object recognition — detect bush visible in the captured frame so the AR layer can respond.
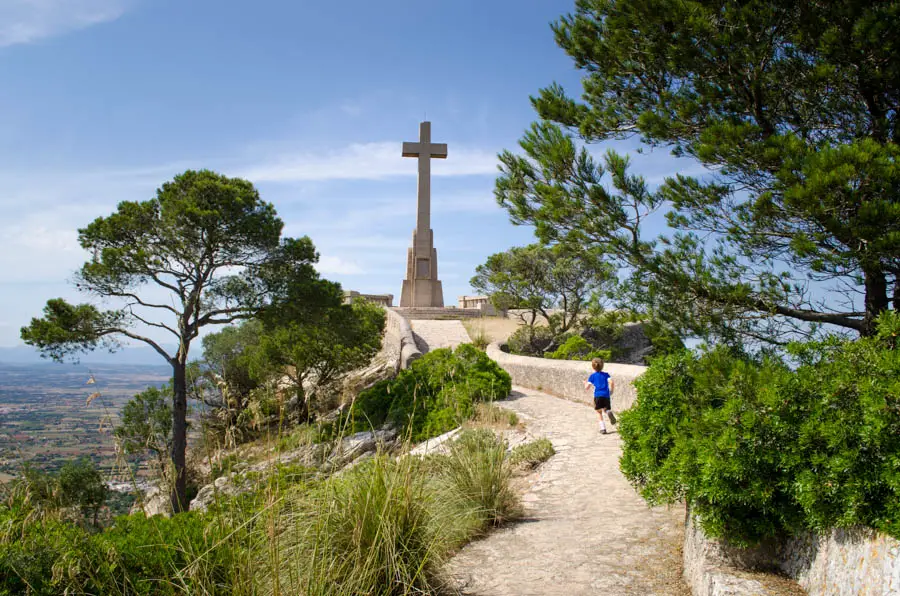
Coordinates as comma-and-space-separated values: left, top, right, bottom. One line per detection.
545, 335, 612, 361
350, 344, 512, 442
620, 312, 900, 545
509, 438, 555, 469
506, 325, 555, 356
0, 508, 254, 595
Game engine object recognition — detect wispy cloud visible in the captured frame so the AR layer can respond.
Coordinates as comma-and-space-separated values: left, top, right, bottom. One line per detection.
0, 0, 130, 47
240, 142, 499, 183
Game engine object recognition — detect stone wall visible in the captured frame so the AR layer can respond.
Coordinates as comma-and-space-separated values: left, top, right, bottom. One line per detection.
780, 527, 900, 595
384, 307, 422, 370
457, 295, 502, 316
485, 342, 646, 410
683, 512, 900, 595
344, 290, 394, 307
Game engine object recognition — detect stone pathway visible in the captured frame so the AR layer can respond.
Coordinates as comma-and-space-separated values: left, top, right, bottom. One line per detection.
448, 387, 689, 596
410, 319, 472, 352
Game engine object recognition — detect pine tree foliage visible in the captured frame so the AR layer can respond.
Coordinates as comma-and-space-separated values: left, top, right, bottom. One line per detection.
497, 0, 900, 343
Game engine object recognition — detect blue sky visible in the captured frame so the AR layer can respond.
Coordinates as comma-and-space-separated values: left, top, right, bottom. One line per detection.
0, 0, 694, 349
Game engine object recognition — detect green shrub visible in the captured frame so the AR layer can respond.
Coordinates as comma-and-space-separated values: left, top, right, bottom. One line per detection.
545, 335, 612, 361
0, 508, 255, 596
350, 344, 512, 442
509, 438, 555, 469
620, 312, 900, 545
506, 325, 555, 356
642, 318, 685, 358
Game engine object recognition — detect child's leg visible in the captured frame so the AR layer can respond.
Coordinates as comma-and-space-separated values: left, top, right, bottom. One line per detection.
606, 408, 617, 425
596, 408, 607, 433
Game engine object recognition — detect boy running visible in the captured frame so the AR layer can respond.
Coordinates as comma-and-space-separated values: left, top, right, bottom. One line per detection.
583, 357, 616, 434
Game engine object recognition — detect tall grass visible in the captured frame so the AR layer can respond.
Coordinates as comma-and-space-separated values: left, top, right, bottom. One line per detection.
274, 455, 447, 596
438, 430, 521, 531
269, 429, 523, 596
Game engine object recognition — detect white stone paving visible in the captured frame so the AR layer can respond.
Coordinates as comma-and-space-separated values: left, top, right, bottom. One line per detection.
448, 386, 689, 596
409, 319, 471, 352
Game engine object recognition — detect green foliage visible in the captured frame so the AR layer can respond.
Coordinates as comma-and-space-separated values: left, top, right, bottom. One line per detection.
278, 455, 446, 595
545, 335, 611, 361
19, 299, 125, 362
57, 459, 108, 528
1, 424, 525, 596
5, 459, 108, 529
254, 298, 386, 419
115, 385, 173, 469
20, 169, 333, 511
198, 299, 385, 435
496, 0, 900, 342
641, 318, 687, 359
471, 243, 614, 336
620, 313, 900, 545
350, 344, 512, 442
509, 438, 556, 469
506, 325, 555, 357
0, 509, 253, 596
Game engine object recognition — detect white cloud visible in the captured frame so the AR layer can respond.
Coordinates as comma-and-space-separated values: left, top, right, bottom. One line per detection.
0, 210, 87, 283
0, 0, 130, 47
314, 255, 363, 275
240, 142, 499, 183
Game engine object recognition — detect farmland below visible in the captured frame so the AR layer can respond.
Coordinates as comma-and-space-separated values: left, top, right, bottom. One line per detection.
0, 362, 170, 482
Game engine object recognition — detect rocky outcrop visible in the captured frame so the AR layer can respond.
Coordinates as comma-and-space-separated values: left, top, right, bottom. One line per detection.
130, 484, 171, 518
189, 428, 399, 512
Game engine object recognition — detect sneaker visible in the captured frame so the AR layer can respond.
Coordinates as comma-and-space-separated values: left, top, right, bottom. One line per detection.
608, 411, 617, 425
600, 428, 608, 435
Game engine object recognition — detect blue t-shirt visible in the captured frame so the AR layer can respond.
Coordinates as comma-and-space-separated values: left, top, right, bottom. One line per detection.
588, 371, 611, 398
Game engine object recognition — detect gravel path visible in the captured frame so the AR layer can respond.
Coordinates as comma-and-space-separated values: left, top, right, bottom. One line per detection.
448, 387, 689, 596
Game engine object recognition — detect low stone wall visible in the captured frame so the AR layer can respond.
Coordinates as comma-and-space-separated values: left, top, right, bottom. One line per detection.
485, 342, 646, 410
384, 307, 422, 370
684, 512, 900, 595
781, 527, 900, 595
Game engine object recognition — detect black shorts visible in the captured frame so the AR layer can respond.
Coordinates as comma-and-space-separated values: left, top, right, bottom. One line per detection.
593, 396, 611, 411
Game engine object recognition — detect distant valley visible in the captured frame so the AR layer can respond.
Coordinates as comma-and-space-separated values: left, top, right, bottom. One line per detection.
0, 362, 171, 483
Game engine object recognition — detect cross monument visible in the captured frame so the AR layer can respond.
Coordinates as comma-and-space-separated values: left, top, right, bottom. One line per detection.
399, 121, 447, 307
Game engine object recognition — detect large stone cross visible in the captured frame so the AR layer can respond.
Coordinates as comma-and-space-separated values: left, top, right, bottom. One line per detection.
399, 121, 447, 308
402, 121, 447, 236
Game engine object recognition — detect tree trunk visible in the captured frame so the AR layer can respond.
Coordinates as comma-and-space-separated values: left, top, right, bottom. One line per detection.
170, 359, 188, 513
862, 268, 889, 336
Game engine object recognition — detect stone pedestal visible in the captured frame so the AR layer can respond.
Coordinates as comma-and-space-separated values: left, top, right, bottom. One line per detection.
399, 228, 444, 307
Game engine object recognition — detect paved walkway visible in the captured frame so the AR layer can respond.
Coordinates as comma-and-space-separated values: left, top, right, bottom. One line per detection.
410, 319, 472, 352
448, 387, 689, 596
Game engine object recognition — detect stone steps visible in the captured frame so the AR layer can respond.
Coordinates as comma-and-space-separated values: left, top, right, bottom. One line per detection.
393, 307, 485, 320
409, 320, 472, 353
